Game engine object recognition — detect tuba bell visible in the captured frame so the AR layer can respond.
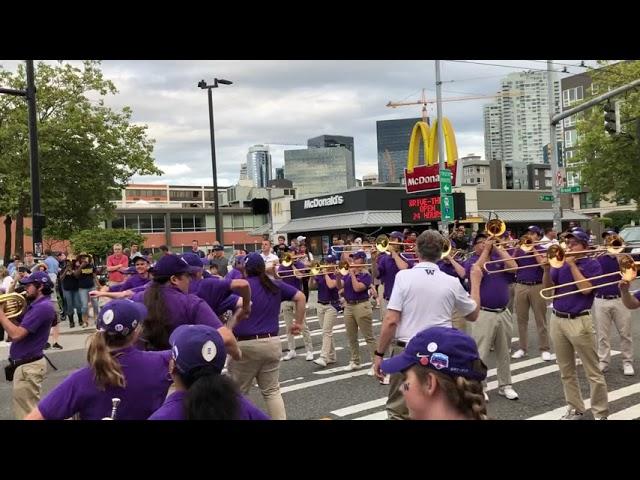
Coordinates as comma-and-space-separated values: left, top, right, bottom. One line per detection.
0, 292, 28, 320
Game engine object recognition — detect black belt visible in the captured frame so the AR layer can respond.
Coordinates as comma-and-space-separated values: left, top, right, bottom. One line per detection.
553, 309, 590, 319
318, 301, 331, 305
9, 355, 43, 368
346, 298, 368, 305
481, 307, 506, 313
236, 333, 275, 341
394, 340, 407, 348
596, 294, 621, 300
517, 281, 542, 286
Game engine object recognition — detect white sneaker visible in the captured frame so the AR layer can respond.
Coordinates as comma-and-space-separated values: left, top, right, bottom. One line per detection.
511, 349, 526, 359
623, 363, 635, 376
484, 391, 489, 402
379, 374, 390, 385
313, 357, 327, 367
541, 351, 555, 361
560, 408, 584, 420
305, 351, 314, 361
367, 366, 375, 377
498, 385, 519, 400
348, 362, 361, 371
283, 350, 297, 361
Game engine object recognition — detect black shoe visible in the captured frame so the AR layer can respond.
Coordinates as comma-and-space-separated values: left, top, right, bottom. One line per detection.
69, 322, 75, 328
44, 342, 51, 350
52, 343, 63, 350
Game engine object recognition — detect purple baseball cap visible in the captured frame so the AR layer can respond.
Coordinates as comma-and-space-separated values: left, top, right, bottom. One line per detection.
349, 251, 367, 260
602, 229, 617, 238
527, 225, 542, 236
19, 271, 53, 287
180, 253, 204, 271
169, 324, 226, 375
97, 300, 147, 338
389, 231, 404, 240
234, 255, 246, 265
324, 255, 337, 264
565, 230, 590, 245
381, 327, 487, 381
244, 252, 265, 271
151, 254, 200, 276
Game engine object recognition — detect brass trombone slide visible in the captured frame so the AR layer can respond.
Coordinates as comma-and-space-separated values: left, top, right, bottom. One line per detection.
539, 256, 638, 300
276, 261, 337, 278
337, 261, 372, 276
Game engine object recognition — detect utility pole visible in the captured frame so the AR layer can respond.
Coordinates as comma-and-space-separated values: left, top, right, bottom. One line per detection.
547, 61, 562, 233
435, 60, 449, 232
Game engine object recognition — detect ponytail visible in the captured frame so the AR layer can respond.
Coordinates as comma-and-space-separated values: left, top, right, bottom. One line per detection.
87, 332, 127, 390
143, 275, 172, 350
246, 265, 279, 295
180, 367, 240, 420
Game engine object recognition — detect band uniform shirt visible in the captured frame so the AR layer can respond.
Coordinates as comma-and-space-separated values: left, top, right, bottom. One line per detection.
108, 274, 150, 293
376, 254, 405, 301
388, 262, 476, 343
225, 267, 244, 281
191, 277, 240, 317
9, 296, 57, 361
513, 246, 544, 283
276, 260, 305, 291
314, 273, 339, 304
596, 255, 622, 296
232, 277, 298, 338
464, 252, 511, 310
38, 347, 172, 420
148, 390, 270, 420
107, 254, 129, 283
550, 257, 602, 314
342, 271, 372, 302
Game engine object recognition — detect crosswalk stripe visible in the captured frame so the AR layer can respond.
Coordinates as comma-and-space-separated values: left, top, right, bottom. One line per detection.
280, 368, 371, 394
332, 398, 386, 417
355, 411, 387, 420
609, 404, 640, 420
279, 321, 382, 341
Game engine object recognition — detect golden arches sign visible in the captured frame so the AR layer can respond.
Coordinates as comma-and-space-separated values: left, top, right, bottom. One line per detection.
406, 119, 458, 173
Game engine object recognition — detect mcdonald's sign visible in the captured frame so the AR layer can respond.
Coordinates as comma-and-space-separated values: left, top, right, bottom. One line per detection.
404, 119, 459, 193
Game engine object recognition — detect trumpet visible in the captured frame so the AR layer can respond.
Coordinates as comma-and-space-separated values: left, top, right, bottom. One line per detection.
280, 253, 307, 267
276, 261, 337, 278
0, 292, 28, 320
337, 261, 372, 276
102, 398, 121, 420
539, 255, 638, 300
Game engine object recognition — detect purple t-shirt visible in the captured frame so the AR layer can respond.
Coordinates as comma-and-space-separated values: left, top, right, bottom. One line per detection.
193, 277, 240, 316
233, 276, 298, 337
551, 257, 602, 314
10, 296, 56, 360
148, 390, 270, 420
225, 268, 244, 281
38, 347, 171, 420
314, 273, 339, 304
436, 259, 458, 278
109, 274, 151, 293
596, 255, 621, 296
276, 261, 305, 291
377, 255, 408, 300
513, 247, 544, 283
464, 252, 511, 309
342, 271, 372, 302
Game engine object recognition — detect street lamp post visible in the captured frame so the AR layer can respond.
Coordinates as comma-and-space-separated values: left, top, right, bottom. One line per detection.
198, 77, 232, 246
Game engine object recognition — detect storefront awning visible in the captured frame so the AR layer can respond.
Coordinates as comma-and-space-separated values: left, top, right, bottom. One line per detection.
278, 210, 402, 234
477, 210, 591, 222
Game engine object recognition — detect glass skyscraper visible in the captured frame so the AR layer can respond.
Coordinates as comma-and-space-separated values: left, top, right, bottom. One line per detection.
376, 117, 422, 183
247, 145, 272, 188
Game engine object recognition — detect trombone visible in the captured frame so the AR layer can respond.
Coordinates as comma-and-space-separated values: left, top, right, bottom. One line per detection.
539, 255, 638, 300
280, 252, 307, 267
0, 292, 28, 320
276, 261, 337, 278
337, 260, 372, 276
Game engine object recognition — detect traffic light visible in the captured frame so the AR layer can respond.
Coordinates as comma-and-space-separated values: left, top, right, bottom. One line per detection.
604, 101, 620, 135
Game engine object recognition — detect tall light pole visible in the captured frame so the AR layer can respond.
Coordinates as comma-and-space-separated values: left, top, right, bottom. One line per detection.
435, 60, 449, 233
198, 77, 232, 246
546, 61, 562, 233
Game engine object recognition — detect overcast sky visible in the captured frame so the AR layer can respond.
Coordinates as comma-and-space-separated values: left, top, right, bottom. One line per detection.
1, 60, 597, 187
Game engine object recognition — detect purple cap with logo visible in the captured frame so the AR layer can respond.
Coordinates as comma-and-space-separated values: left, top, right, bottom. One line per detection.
97, 300, 147, 338
151, 254, 200, 276
180, 253, 204, 271
324, 255, 337, 264
349, 251, 367, 260
244, 252, 265, 271
565, 230, 590, 245
169, 324, 226, 375
234, 255, 246, 265
381, 327, 487, 381
389, 231, 404, 240
19, 271, 53, 287
527, 225, 542, 236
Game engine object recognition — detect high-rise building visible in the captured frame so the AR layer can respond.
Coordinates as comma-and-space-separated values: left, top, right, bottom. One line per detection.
246, 145, 272, 188
376, 117, 422, 183
284, 146, 355, 198
239, 163, 248, 181
483, 103, 503, 162
307, 135, 355, 176
275, 167, 285, 180
362, 174, 378, 186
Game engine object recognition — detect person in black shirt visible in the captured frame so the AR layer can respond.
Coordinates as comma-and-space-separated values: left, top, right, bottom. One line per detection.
191, 240, 205, 258
273, 235, 290, 258
75, 253, 98, 328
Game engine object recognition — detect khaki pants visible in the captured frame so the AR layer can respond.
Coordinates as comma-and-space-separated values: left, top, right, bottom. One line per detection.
13, 358, 47, 420
228, 337, 286, 420
550, 313, 609, 418
472, 309, 513, 387
593, 297, 633, 367
507, 283, 515, 312
317, 303, 338, 362
281, 301, 313, 353
344, 301, 376, 365
386, 343, 410, 420
514, 283, 550, 352
452, 308, 467, 334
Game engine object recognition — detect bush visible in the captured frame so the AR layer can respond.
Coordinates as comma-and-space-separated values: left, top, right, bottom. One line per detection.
601, 210, 640, 230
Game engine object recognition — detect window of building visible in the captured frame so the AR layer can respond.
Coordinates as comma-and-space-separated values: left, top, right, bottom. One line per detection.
564, 130, 578, 148
111, 213, 166, 233
169, 214, 207, 232
170, 190, 202, 201
479, 177, 485, 184
564, 115, 576, 128
476, 178, 481, 184
580, 192, 599, 209
562, 86, 584, 107
545, 179, 551, 187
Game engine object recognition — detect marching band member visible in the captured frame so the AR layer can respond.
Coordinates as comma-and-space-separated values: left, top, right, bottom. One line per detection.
465, 233, 519, 401
336, 251, 377, 373
260, 239, 280, 278
542, 229, 609, 420
376, 231, 410, 321
228, 253, 305, 420
380, 326, 488, 420
593, 229, 633, 375
148, 324, 269, 420
25, 300, 172, 420
130, 255, 241, 360
106, 255, 152, 293
309, 255, 340, 367
511, 226, 553, 361
225, 255, 246, 280
277, 252, 314, 361
620, 278, 640, 310
436, 238, 467, 332
0, 272, 57, 419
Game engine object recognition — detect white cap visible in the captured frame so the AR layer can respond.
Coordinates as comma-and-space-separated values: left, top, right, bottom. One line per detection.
297, 236, 306, 242
354, 237, 362, 244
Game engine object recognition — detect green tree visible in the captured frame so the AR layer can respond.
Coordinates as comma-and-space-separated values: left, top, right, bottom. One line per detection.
0, 60, 162, 257
573, 60, 640, 205
69, 228, 146, 263
601, 210, 640, 230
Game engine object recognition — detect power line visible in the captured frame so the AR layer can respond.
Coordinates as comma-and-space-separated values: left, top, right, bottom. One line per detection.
444, 60, 572, 75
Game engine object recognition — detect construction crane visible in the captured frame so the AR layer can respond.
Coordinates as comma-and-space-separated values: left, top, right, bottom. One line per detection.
386, 88, 521, 121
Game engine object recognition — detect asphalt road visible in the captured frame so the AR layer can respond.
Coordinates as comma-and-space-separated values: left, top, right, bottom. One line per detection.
3, 288, 640, 420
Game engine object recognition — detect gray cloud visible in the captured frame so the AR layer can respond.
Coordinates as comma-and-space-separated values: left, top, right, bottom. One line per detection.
1, 60, 597, 186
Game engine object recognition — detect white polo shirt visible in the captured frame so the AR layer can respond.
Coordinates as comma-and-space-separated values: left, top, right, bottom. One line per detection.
387, 261, 477, 342
260, 252, 280, 277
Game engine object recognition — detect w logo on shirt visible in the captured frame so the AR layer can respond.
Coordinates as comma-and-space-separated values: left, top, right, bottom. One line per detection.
424, 269, 435, 276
